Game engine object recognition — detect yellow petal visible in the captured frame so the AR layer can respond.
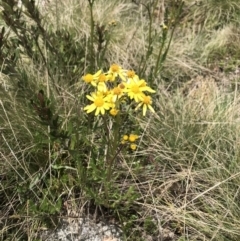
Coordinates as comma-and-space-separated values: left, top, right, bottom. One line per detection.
94, 69, 102, 77
148, 105, 155, 113
84, 104, 96, 113
119, 73, 126, 81
100, 107, 105, 115
143, 104, 147, 116
135, 102, 143, 111
95, 107, 100, 116
86, 95, 94, 101
143, 86, 156, 93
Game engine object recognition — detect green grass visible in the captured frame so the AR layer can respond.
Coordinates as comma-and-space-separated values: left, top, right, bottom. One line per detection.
1, 0, 240, 240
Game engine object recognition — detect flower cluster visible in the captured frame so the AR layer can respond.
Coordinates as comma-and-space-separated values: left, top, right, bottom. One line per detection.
122, 134, 139, 150
82, 64, 156, 116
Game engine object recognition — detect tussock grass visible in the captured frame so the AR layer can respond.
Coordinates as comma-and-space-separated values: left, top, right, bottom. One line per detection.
136, 83, 240, 240
201, 23, 240, 67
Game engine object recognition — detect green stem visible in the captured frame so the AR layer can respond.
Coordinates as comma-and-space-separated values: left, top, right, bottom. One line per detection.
106, 114, 120, 181
138, 0, 159, 77
154, 1, 184, 76
154, 28, 168, 76
139, 3, 153, 77
102, 112, 122, 204
102, 115, 111, 201
88, 0, 95, 72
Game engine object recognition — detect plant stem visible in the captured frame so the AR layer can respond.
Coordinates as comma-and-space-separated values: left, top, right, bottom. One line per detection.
154, 1, 184, 77
88, 0, 95, 72
138, 0, 159, 77
106, 114, 120, 182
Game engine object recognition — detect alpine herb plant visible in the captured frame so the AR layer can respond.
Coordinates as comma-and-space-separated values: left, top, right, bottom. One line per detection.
82, 64, 156, 203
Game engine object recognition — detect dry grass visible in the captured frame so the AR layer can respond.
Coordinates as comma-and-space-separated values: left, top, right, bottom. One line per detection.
136, 82, 240, 240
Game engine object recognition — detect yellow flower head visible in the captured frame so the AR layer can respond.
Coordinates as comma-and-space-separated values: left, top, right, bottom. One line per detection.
136, 95, 155, 116
121, 135, 128, 144
84, 92, 112, 116
110, 108, 119, 116
129, 134, 139, 142
124, 76, 156, 102
98, 73, 108, 82
108, 64, 126, 81
130, 143, 137, 151
82, 74, 93, 83
82, 70, 101, 85
111, 85, 124, 102
127, 70, 136, 79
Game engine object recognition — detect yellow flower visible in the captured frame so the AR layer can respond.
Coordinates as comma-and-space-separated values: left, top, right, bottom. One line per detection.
82, 70, 101, 84
90, 73, 109, 90
124, 77, 155, 102
135, 95, 155, 116
84, 92, 112, 115
108, 64, 126, 81
127, 70, 136, 79
98, 73, 108, 82
111, 85, 124, 102
121, 135, 128, 144
122, 134, 138, 148
129, 134, 138, 142
130, 143, 137, 150
109, 108, 119, 116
